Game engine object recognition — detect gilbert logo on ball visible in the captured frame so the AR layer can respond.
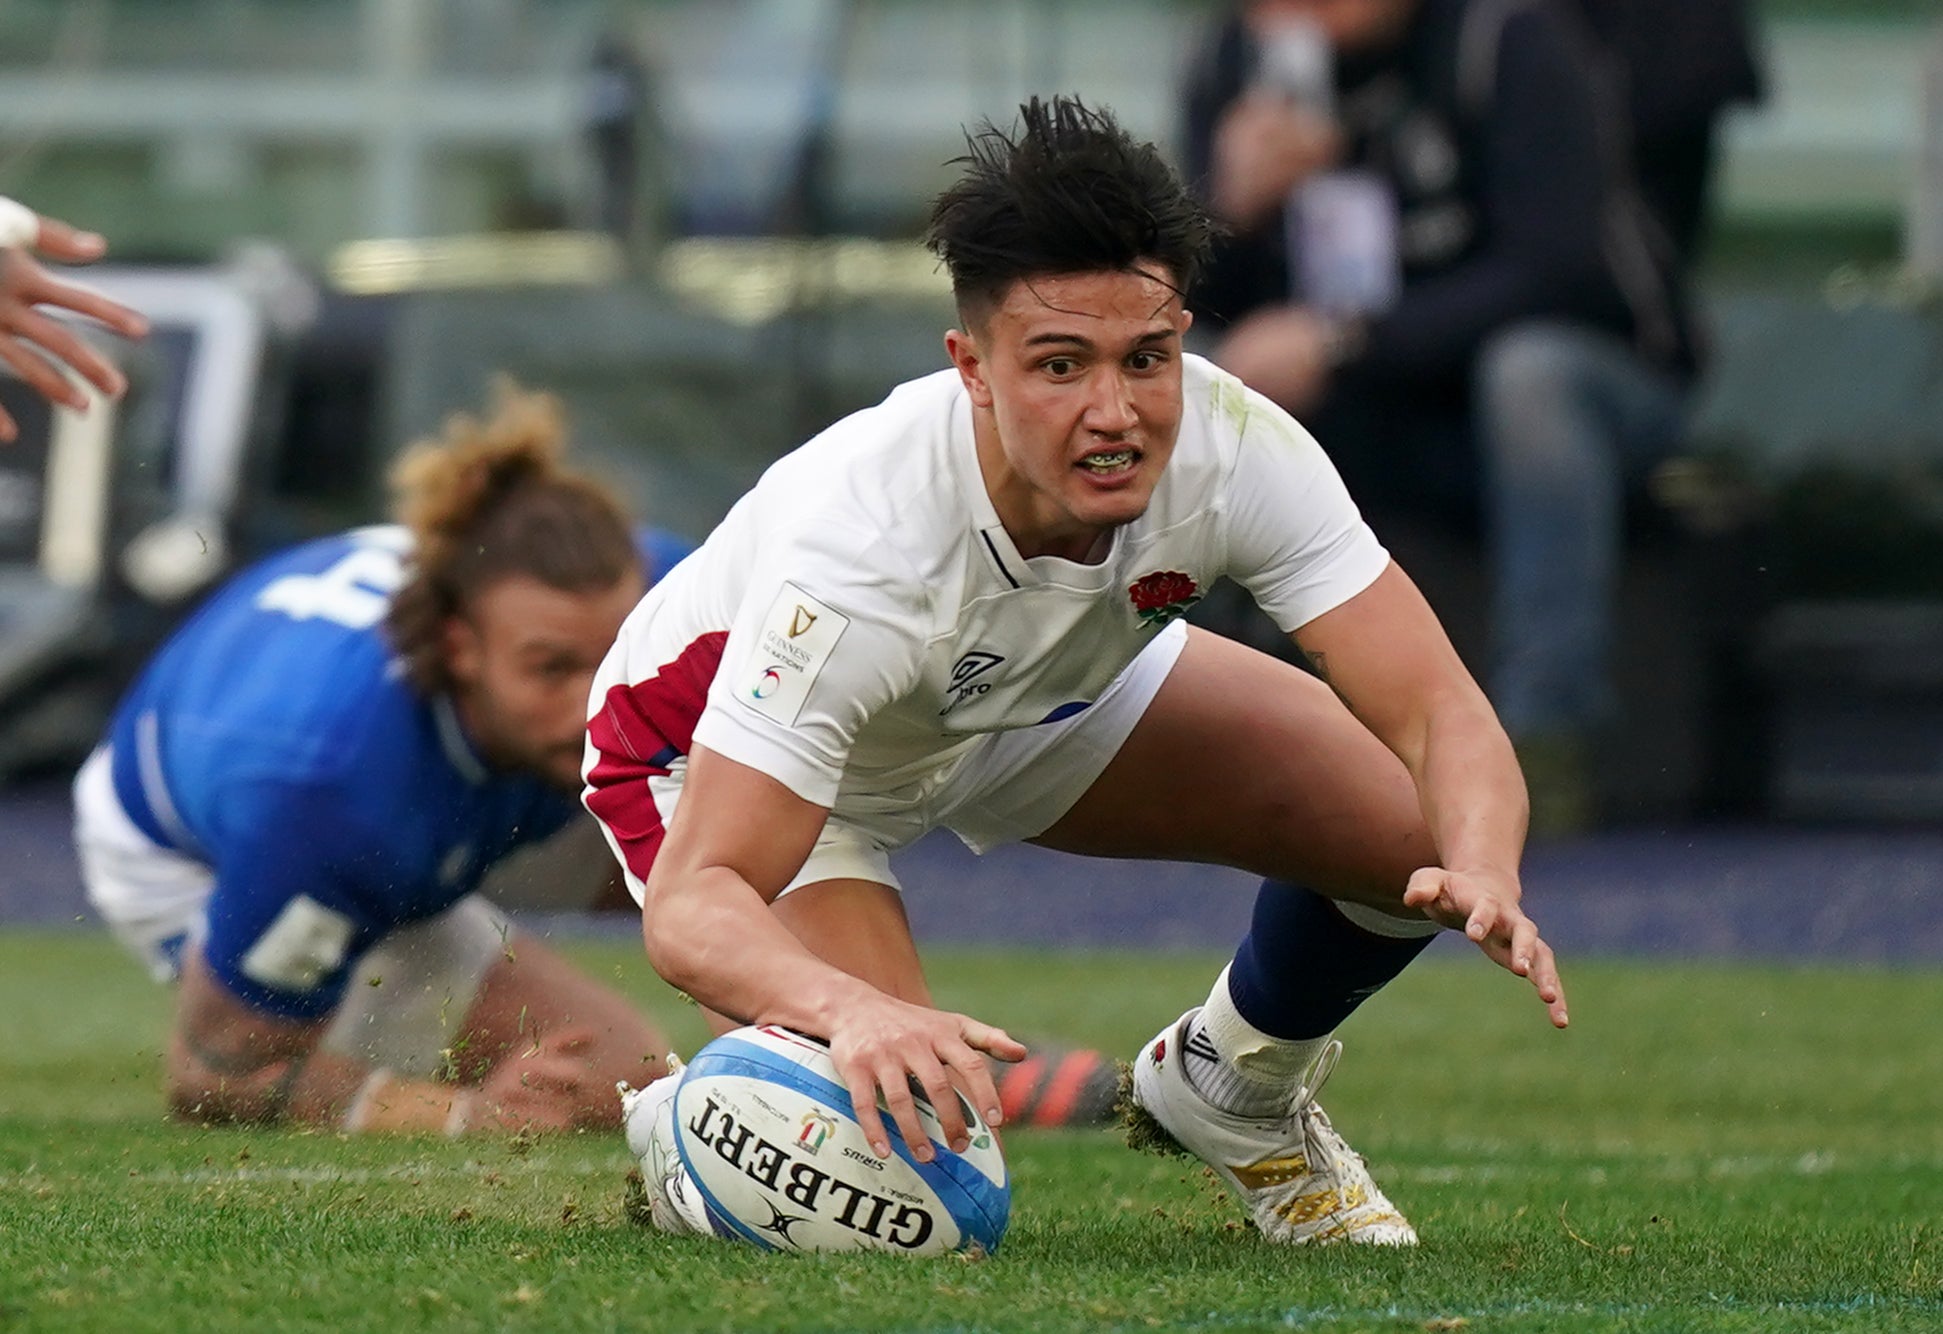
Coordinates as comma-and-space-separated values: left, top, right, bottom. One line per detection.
672, 1025, 1010, 1256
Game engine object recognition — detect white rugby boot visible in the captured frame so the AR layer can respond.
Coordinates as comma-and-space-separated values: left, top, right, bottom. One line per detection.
1131, 1009, 1417, 1246
618, 1055, 714, 1237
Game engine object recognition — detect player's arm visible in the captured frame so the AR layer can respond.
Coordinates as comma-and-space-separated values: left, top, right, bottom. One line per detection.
173, 801, 609, 1134
0, 199, 148, 439
1292, 561, 1569, 1027
163, 818, 473, 1130
640, 742, 1024, 1161
168, 947, 609, 1133
166, 950, 411, 1127
169, 951, 479, 1131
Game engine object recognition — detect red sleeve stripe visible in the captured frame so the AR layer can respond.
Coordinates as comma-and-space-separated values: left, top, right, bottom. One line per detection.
583, 631, 728, 883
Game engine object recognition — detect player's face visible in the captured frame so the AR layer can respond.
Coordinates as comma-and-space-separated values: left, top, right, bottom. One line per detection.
945, 266, 1192, 561
443, 569, 645, 791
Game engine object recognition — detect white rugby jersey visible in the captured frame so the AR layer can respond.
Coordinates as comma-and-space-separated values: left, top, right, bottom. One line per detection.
584, 354, 1388, 838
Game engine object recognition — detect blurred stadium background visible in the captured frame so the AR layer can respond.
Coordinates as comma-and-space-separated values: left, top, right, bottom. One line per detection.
0, 0, 1940, 958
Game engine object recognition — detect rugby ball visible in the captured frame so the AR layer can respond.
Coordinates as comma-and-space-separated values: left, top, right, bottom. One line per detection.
672, 1024, 1009, 1256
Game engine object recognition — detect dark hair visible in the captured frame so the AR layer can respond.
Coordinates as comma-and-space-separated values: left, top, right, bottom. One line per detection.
925, 95, 1216, 320
385, 379, 636, 695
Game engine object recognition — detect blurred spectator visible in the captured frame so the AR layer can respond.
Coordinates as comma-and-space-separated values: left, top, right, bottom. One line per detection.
1573, 0, 1763, 265
584, 31, 651, 244
1181, 0, 1761, 833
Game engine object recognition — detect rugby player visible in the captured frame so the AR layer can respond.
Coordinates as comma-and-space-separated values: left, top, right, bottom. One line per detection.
75, 385, 680, 1134
596, 98, 1566, 1243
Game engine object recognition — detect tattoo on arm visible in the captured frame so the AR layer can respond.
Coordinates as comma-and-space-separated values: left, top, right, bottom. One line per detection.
181, 1025, 274, 1077
1305, 649, 1354, 712
264, 1053, 311, 1117
180, 1023, 312, 1119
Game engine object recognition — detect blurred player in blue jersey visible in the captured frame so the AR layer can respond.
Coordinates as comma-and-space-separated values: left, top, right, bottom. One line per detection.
74, 384, 683, 1135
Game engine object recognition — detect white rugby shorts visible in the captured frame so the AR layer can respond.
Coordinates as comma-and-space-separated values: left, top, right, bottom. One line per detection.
606, 617, 1189, 900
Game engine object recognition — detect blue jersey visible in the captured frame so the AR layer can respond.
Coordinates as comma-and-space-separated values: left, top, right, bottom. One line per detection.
103, 523, 689, 1020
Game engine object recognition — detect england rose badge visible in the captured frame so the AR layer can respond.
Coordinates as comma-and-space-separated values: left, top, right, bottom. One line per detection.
1127, 570, 1203, 629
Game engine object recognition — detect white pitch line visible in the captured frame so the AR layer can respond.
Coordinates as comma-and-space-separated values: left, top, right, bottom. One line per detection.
1388, 1148, 1893, 1184
0, 1153, 632, 1190
1260, 1297, 1943, 1331
5, 1149, 1942, 1192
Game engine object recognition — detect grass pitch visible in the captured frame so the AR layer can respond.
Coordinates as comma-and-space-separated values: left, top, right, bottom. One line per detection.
2, 931, 1941, 1333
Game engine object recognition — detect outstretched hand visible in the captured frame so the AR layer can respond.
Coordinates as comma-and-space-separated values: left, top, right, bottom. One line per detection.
470, 1026, 609, 1133
1403, 865, 1570, 1028
0, 202, 148, 440
823, 993, 1027, 1166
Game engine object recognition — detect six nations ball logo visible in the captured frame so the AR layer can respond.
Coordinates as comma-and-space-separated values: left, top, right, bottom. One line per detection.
1127, 570, 1203, 630
685, 1094, 940, 1250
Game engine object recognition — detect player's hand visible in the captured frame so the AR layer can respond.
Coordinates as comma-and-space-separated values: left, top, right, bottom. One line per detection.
471, 1027, 606, 1133
0, 205, 149, 441
1403, 865, 1570, 1028
823, 994, 1027, 1166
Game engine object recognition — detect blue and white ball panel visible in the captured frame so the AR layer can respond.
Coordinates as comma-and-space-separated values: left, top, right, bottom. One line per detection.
672, 1025, 1009, 1256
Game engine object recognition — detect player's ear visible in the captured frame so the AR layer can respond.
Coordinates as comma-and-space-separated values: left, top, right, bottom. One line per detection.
441, 613, 484, 686
944, 328, 994, 409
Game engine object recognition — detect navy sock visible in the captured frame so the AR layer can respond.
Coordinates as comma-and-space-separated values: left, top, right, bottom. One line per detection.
1226, 881, 1437, 1039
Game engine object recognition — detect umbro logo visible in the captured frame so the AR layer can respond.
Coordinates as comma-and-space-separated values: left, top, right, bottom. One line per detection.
939, 650, 1005, 716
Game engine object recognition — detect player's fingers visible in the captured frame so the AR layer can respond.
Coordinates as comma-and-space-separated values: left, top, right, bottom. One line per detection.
25, 214, 104, 262
544, 1026, 597, 1056
1464, 897, 1499, 945
1401, 866, 1446, 911
0, 334, 85, 411
943, 1041, 1007, 1129
1507, 913, 1539, 978
955, 1020, 1022, 1124
1529, 939, 1569, 1028
511, 1082, 583, 1121
874, 1062, 933, 1164
0, 400, 17, 442
961, 1018, 1027, 1065
507, 1060, 580, 1100
21, 271, 148, 339
539, 1056, 596, 1093
7, 305, 125, 398
910, 1051, 970, 1153
835, 1055, 895, 1160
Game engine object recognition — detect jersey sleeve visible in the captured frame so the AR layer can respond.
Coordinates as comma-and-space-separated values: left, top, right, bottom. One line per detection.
196, 780, 394, 1021
1221, 387, 1391, 633
690, 524, 929, 807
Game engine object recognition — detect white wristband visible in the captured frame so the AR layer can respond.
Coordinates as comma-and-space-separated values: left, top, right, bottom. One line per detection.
444, 1089, 476, 1138
0, 197, 39, 250
342, 1069, 393, 1133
